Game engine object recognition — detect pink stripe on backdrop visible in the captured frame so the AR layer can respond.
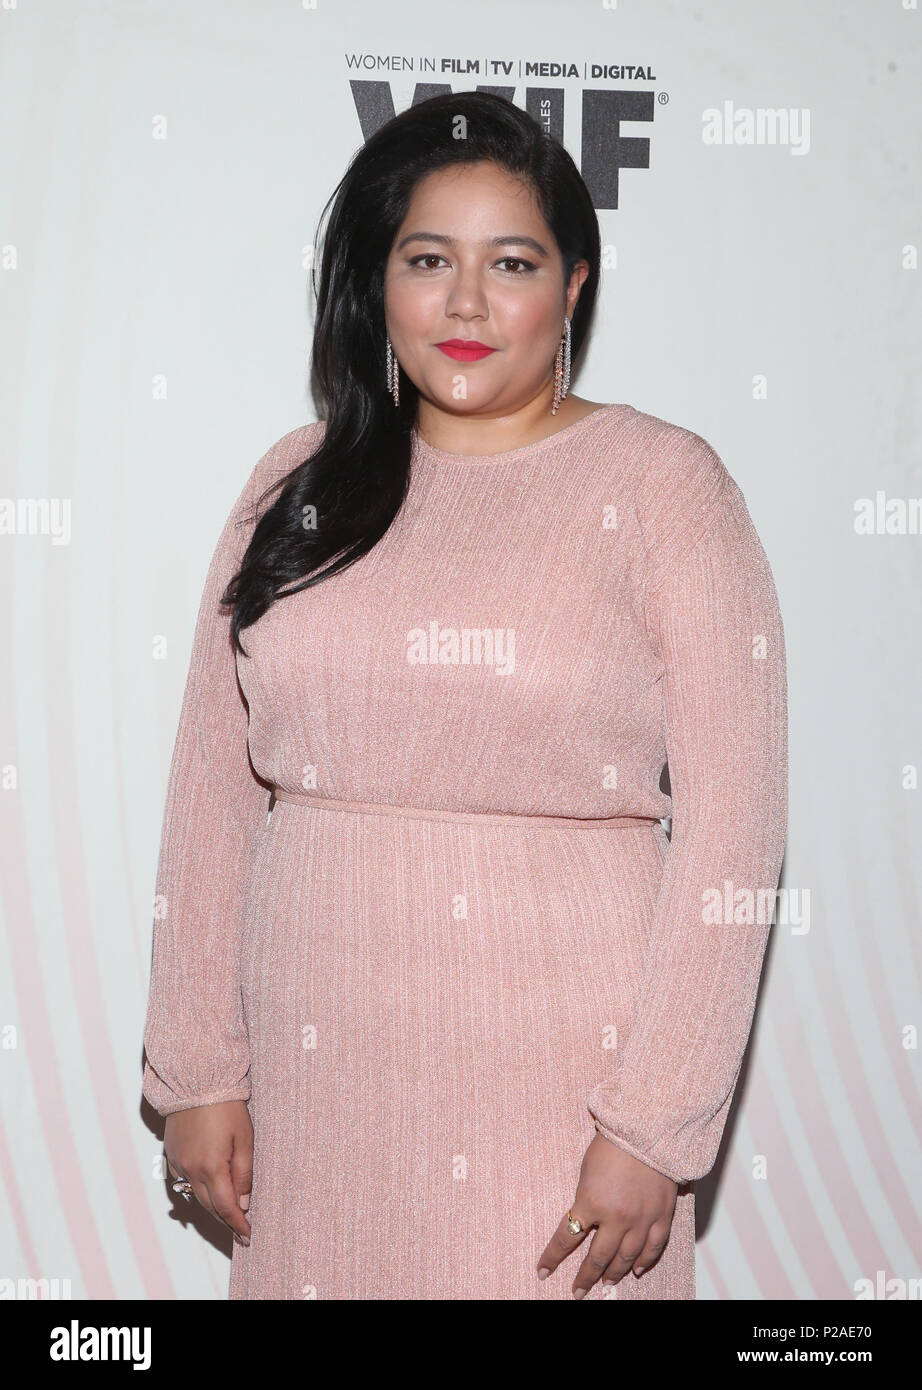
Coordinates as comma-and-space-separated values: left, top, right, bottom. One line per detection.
0, 769, 115, 1295
43, 529, 179, 1296
746, 1054, 845, 1296
0, 1110, 43, 1291
747, 791, 917, 1294
847, 820, 922, 1157
744, 934, 889, 1295
719, 1141, 801, 1299
698, 1235, 735, 1301
808, 800, 922, 1261
41, 374, 180, 1292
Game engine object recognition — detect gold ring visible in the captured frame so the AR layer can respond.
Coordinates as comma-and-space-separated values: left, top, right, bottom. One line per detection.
566, 1209, 584, 1236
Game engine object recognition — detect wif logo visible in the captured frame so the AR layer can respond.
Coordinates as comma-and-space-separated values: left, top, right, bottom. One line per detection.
348, 79, 656, 211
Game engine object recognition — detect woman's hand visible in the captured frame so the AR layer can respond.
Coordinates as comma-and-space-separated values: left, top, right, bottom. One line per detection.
536, 1133, 677, 1297
164, 1099, 253, 1246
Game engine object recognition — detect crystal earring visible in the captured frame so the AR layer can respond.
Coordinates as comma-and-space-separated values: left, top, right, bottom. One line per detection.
551, 316, 571, 415
385, 333, 400, 408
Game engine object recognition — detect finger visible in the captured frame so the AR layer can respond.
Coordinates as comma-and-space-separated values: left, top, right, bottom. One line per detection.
165, 1148, 220, 1219
619, 1220, 671, 1282
571, 1226, 625, 1299
202, 1164, 251, 1244
536, 1210, 595, 1280
187, 1174, 219, 1220
165, 1159, 194, 1204
230, 1127, 254, 1218
598, 1228, 646, 1288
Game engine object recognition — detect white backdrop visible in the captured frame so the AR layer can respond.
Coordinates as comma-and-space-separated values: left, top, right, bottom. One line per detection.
1, 0, 920, 1301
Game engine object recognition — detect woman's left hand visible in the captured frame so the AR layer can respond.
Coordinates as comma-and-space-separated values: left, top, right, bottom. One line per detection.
536, 1133, 678, 1298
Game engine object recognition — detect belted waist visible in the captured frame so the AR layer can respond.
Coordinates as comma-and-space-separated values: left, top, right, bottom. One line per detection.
269, 786, 659, 831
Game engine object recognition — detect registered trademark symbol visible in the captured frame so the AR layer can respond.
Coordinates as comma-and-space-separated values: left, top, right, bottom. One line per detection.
658, 91, 669, 105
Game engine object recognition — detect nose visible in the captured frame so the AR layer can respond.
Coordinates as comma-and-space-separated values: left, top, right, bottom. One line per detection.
443, 265, 489, 322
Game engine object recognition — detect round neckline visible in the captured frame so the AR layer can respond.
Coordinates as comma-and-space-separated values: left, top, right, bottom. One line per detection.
411, 402, 626, 465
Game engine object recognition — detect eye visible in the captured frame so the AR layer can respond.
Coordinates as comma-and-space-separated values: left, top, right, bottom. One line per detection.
407, 254, 449, 271
496, 257, 537, 274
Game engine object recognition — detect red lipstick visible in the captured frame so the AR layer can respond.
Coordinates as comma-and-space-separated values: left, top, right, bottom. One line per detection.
435, 339, 497, 361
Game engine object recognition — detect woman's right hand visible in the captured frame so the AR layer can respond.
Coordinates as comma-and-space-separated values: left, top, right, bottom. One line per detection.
164, 1099, 253, 1246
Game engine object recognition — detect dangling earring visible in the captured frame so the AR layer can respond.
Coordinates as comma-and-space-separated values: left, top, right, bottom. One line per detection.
385, 333, 400, 408
551, 316, 571, 415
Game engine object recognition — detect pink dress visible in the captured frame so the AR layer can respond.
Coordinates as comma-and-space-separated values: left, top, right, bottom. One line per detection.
142, 402, 788, 1300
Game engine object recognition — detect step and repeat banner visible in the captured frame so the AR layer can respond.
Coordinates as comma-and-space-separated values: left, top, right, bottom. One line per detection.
1, 1, 920, 1302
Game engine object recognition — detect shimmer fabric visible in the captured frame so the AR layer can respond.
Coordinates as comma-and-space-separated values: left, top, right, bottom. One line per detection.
142, 402, 788, 1300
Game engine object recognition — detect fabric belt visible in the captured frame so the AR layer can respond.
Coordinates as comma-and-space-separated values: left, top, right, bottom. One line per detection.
269, 786, 659, 831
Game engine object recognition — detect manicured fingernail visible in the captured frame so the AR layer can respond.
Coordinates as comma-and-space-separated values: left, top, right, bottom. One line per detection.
634, 1266, 645, 1276
573, 1288, 586, 1299
602, 1279, 613, 1287
537, 1268, 550, 1280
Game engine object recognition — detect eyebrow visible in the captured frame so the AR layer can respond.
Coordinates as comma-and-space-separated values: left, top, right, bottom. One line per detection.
395, 231, 551, 256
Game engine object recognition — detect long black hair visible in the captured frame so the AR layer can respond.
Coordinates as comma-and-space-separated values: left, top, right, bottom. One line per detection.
224, 90, 601, 657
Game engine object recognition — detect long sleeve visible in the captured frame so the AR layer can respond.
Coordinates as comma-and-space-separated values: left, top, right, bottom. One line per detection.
587, 431, 788, 1185
142, 455, 275, 1117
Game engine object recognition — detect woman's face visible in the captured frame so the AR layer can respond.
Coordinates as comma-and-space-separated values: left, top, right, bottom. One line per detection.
383, 161, 588, 416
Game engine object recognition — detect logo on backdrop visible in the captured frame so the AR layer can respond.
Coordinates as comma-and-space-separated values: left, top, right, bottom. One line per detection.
346, 58, 663, 211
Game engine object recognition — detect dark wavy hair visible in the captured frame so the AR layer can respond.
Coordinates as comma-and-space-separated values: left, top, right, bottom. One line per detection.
224, 90, 601, 656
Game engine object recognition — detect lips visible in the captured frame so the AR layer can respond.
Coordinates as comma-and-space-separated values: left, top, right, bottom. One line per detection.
435, 340, 497, 362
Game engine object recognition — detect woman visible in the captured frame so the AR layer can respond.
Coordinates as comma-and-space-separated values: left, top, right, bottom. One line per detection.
142, 91, 787, 1301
